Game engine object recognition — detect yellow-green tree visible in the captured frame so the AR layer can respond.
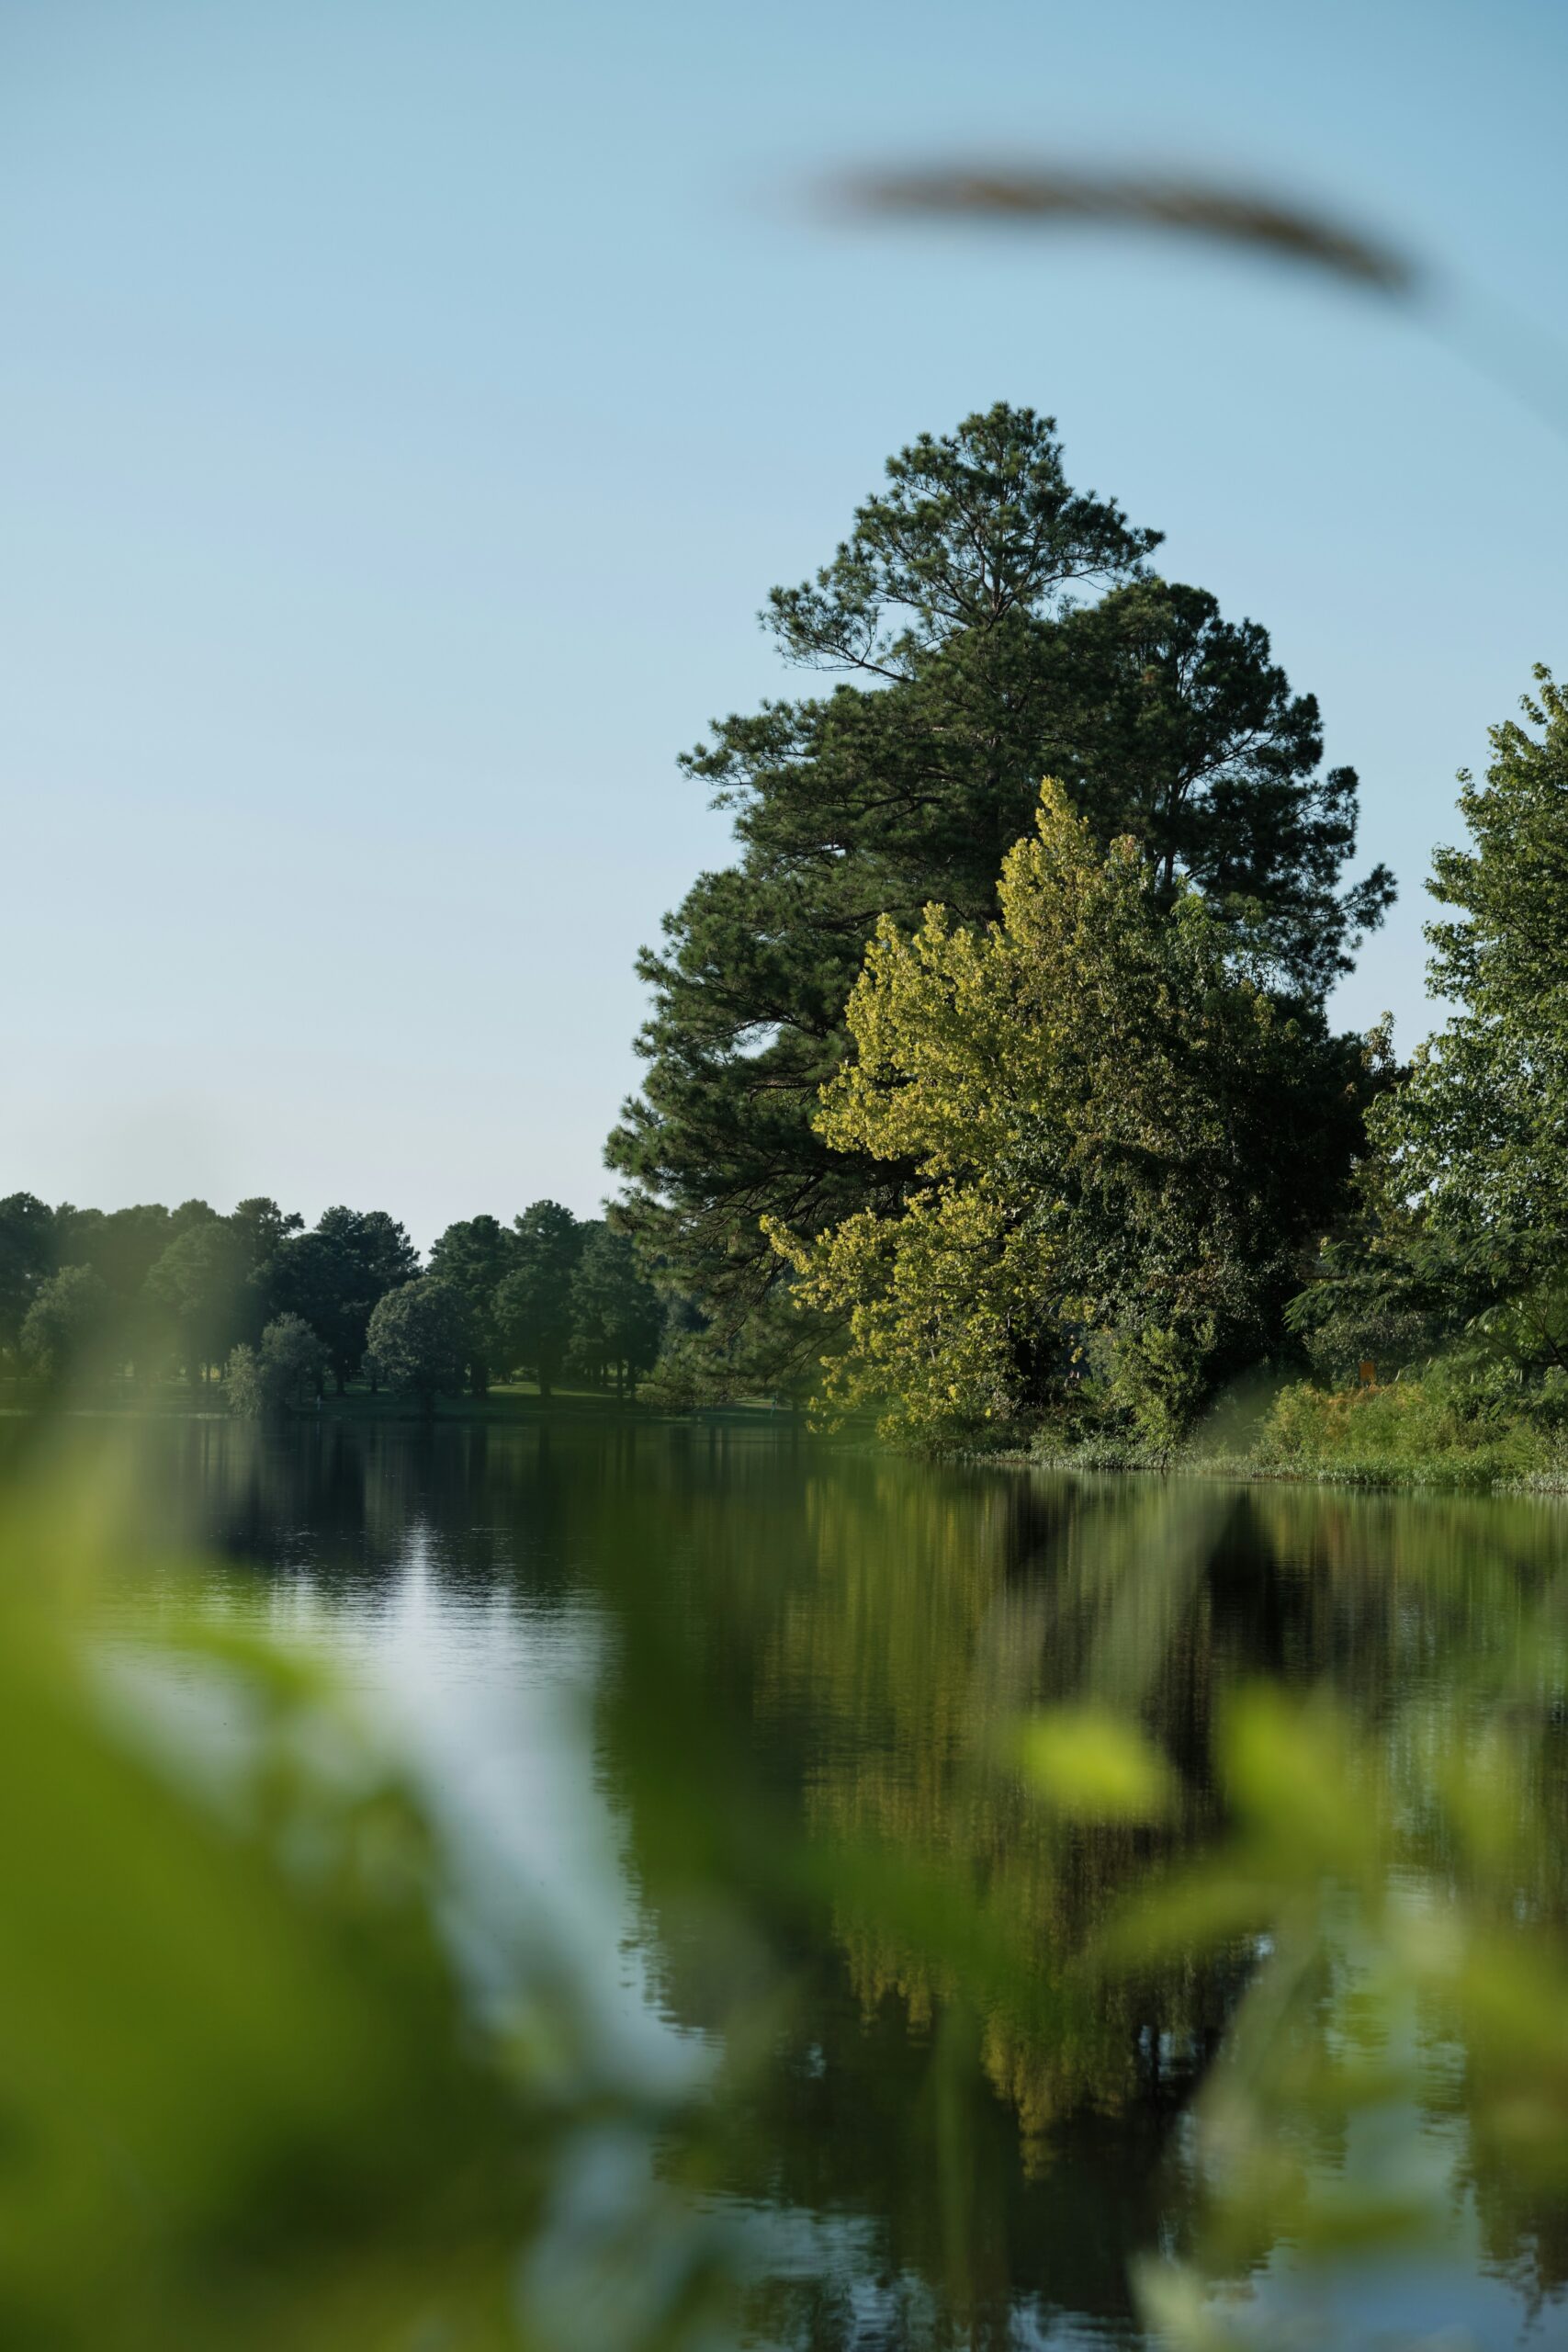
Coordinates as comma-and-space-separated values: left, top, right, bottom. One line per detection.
767, 783, 1371, 1442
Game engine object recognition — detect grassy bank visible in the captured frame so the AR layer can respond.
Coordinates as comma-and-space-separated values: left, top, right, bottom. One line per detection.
0, 1374, 799, 1430
1026, 1371, 1568, 1493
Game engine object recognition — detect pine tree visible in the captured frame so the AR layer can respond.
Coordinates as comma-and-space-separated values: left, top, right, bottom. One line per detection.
609, 406, 1390, 1390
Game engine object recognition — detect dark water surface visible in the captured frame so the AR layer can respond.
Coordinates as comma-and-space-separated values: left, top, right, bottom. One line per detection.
109, 1417, 1568, 2349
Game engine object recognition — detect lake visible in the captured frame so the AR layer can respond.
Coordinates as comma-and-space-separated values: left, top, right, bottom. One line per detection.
103, 1415, 1568, 2349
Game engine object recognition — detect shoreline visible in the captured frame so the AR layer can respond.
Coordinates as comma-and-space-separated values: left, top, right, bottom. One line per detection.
1005, 1443, 1568, 1498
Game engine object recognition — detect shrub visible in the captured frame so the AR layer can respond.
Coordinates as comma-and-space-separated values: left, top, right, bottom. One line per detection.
223, 1314, 326, 1418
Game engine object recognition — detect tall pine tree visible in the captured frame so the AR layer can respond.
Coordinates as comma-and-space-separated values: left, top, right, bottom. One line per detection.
609, 405, 1392, 1388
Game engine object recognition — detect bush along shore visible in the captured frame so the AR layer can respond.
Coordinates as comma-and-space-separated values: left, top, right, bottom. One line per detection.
1018, 1361, 1568, 1493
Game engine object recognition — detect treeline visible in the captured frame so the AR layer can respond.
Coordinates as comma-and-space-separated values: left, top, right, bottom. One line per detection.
0, 1195, 663, 1411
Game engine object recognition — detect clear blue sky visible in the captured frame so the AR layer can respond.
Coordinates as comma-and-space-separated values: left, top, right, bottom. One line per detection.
3, 0, 1566, 1249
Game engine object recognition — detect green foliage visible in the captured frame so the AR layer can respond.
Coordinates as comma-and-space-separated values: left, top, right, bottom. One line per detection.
1, 1195, 418, 1400
19, 1265, 109, 1385
143, 1213, 254, 1381
494, 1203, 582, 1398
220, 1345, 267, 1419
609, 405, 1389, 1383
228, 1195, 304, 1269
770, 785, 1373, 1443
427, 1215, 516, 1395
568, 1224, 662, 1395
0, 1192, 58, 1352
1257, 1356, 1568, 1487
364, 1277, 468, 1410
1287, 668, 1568, 1416
1387, 666, 1568, 1323
0, 1456, 734, 2352
223, 1315, 327, 1418
1017, 1706, 1176, 1824
57, 1202, 179, 1318
1112, 1662, 1568, 2342
272, 1207, 418, 1392
1030, 575, 1393, 994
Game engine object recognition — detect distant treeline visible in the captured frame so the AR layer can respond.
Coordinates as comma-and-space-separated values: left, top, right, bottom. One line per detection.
0, 1195, 664, 1410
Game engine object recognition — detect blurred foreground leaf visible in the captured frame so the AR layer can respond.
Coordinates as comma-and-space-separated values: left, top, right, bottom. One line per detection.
1017, 1704, 1176, 1824
0, 1455, 732, 2352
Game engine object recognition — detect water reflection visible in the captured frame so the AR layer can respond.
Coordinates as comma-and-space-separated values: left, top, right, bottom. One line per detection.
111, 1419, 1568, 2348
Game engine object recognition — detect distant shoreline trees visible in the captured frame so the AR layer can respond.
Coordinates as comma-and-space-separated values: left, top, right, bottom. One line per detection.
0, 1193, 664, 1413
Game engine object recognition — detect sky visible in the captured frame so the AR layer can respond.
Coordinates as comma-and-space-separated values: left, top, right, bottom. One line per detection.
3, 0, 1566, 1250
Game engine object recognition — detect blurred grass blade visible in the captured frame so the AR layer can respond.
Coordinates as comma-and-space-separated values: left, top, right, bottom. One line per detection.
828, 161, 1417, 294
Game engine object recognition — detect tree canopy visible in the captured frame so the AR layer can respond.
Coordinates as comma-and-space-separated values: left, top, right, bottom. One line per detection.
19, 1265, 110, 1386
768, 785, 1373, 1443
426, 1216, 517, 1395
272, 1207, 419, 1392
0, 1193, 56, 1351
143, 1216, 254, 1381
0, 1187, 667, 1408
1293, 669, 1568, 1385
608, 404, 1391, 1382
365, 1279, 468, 1412
494, 1203, 582, 1400
223, 1314, 328, 1418
569, 1225, 663, 1396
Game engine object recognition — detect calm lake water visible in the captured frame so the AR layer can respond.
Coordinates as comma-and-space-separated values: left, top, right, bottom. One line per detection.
107, 1417, 1568, 2349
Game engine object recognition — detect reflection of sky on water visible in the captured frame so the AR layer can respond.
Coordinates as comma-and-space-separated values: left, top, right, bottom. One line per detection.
194, 1521, 709, 2096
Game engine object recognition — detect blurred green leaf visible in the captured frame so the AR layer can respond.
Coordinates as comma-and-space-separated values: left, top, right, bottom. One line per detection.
1017, 1703, 1176, 1823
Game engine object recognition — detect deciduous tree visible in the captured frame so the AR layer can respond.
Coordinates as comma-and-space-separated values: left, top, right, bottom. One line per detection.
569, 1224, 662, 1396
19, 1265, 109, 1386
768, 785, 1372, 1443
364, 1278, 468, 1414
426, 1216, 515, 1395
0, 1193, 57, 1353
272, 1207, 419, 1392
1304, 670, 1568, 1382
55, 1204, 173, 1317
494, 1203, 581, 1399
223, 1314, 327, 1417
143, 1217, 252, 1384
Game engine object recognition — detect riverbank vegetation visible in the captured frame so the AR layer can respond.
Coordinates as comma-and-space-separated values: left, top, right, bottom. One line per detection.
9, 413, 1564, 1483
611, 405, 1568, 1481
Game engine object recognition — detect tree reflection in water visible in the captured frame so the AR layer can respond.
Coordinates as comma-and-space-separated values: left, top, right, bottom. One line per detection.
44, 1418, 1568, 2349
